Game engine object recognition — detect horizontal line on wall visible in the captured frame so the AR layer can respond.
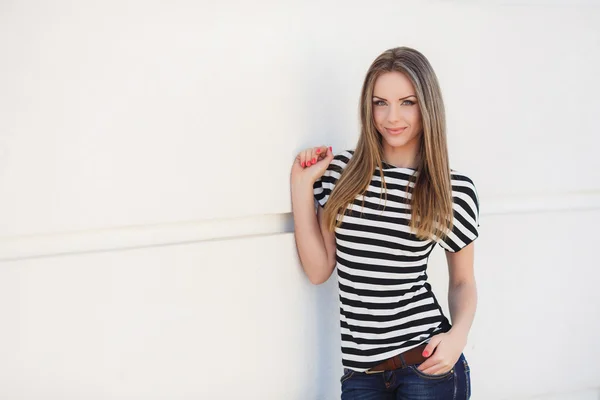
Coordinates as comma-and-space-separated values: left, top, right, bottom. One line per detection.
483, 190, 600, 215
1, 191, 599, 262
0, 213, 294, 262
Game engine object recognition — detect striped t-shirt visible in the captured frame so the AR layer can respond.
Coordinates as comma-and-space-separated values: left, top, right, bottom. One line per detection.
313, 149, 480, 372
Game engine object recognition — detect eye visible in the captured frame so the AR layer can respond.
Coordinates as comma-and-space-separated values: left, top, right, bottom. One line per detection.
403, 100, 415, 105
373, 100, 386, 107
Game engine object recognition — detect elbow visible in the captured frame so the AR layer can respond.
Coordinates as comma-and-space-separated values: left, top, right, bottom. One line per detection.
307, 262, 335, 285
308, 274, 329, 285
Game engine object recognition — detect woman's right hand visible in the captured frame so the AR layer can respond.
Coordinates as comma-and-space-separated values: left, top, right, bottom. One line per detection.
290, 145, 334, 185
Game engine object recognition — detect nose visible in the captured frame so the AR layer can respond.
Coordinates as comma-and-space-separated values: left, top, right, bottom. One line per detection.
387, 102, 401, 124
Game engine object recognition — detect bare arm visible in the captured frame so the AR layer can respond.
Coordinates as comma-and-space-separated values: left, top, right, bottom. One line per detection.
317, 204, 337, 272
418, 241, 478, 374
290, 145, 337, 285
291, 179, 336, 285
446, 241, 478, 340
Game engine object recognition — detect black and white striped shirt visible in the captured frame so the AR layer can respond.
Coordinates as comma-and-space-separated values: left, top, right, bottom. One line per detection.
313, 149, 480, 372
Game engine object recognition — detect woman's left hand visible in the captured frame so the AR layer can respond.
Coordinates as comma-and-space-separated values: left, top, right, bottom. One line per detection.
416, 330, 467, 375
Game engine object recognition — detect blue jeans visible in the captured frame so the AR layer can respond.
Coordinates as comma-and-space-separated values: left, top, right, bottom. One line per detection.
340, 353, 471, 399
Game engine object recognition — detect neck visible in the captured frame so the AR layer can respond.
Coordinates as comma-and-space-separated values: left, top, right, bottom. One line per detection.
382, 143, 420, 169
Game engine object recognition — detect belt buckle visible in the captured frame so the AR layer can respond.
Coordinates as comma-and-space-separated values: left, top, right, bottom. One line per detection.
364, 369, 385, 374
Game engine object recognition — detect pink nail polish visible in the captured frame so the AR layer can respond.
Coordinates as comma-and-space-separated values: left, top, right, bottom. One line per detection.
301, 162, 305, 167
316, 148, 321, 154
423, 351, 429, 357
312, 158, 316, 163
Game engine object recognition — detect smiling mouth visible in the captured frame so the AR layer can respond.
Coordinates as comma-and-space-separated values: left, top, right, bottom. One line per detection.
386, 127, 407, 134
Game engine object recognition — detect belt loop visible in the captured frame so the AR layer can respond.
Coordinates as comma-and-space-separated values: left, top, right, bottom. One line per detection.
399, 353, 407, 368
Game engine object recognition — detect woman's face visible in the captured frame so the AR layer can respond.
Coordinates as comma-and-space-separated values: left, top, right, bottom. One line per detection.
372, 71, 423, 151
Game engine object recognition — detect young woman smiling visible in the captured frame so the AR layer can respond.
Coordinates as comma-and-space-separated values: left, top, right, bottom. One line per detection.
290, 46, 479, 399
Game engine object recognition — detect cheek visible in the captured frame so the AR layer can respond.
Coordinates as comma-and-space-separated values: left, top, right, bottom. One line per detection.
373, 108, 386, 125
408, 108, 422, 124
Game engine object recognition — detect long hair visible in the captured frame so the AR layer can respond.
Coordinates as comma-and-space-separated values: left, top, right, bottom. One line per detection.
323, 46, 454, 242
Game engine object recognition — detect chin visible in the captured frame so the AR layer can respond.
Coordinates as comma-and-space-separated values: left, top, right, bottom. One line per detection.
382, 135, 412, 148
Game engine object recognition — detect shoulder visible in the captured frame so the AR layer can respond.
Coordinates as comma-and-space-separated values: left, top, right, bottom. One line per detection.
448, 169, 480, 216
438, 169, 481, 251
327, 149, 355, 173
449, 169, 478, 195
333, 149, 355, 164
313, 149, 355, 207
449, 169, 476, 185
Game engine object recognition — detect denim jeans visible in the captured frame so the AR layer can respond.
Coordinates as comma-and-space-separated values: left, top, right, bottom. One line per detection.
340, 352, 471, 399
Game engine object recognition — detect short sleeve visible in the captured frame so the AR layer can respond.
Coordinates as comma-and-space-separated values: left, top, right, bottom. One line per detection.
312, 150, 353, 208
437, 172, 481, 252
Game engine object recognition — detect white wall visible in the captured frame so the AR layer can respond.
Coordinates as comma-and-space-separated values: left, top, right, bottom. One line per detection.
0, 1, 599, 399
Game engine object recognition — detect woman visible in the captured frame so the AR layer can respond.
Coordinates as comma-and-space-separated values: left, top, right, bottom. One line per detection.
290, 47, 479, 399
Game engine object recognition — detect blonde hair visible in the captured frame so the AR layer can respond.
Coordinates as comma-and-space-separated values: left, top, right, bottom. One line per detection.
323, 46, 454, 242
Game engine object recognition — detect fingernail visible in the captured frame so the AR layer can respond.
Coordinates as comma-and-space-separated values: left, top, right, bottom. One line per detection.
312, 158, 316, 163
301, 162, 305, 167
423, 351, 429, 357
316, 148, 321, 154
329, 146, 332, 152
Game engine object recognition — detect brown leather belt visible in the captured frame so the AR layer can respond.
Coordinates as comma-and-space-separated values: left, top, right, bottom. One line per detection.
364, 343, 429, 374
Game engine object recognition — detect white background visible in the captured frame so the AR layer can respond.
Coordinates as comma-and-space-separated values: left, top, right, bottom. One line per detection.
1, 1, 599, 399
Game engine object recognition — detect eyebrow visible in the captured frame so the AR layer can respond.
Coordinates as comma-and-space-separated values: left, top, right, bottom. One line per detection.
372, 95, 417, 101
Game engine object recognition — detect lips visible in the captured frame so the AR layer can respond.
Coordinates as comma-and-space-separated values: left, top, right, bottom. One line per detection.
386, 127, 407, 135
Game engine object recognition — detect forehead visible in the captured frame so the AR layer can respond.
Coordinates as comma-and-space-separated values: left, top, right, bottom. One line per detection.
373, 71, 415, 96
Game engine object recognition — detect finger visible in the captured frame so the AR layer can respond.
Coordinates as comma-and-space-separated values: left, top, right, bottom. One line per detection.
416, 358, 437, 372
422, 340, 440, 358
309, 147, 318, 166
315, 147, 324, 162
317, 146, 333, 163
304, 149, 312, 167
308, 148, 316, 166
421, 363, 451, 375
315, 145, 327, 159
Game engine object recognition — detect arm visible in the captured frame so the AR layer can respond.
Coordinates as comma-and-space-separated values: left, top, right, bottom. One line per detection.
419, 173, 480, 374
291, 178, 336, 285
446, 241, 478, 341
418, 241, 478, 374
